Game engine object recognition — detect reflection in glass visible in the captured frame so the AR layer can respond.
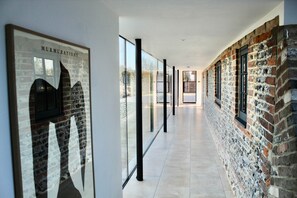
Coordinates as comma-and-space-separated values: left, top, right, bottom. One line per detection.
142, 51, 158, 150
167, 65, 172, 117
126, 41, 136, 174
156, 60, 164, 130
119, 37, 128, 183
45, 59, 54, 76
34, 57, 43, 75
119, 37, 173, 186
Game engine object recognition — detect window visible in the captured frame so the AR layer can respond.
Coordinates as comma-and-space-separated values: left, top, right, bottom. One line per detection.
237, 46, 248, 126
215, 61, 221, 106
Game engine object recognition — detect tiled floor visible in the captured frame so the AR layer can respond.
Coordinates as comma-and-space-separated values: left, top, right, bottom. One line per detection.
123, 106, 234, 198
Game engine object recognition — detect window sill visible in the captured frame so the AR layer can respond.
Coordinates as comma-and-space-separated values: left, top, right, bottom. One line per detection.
235, 116, 247, 128
215, 98, 221, 108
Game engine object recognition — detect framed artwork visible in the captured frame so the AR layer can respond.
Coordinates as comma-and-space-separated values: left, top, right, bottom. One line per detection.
6, 24, 95, 198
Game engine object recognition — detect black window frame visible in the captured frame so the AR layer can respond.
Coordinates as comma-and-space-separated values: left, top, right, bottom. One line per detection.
236, 46, 248, 127
215, 61, 221, 107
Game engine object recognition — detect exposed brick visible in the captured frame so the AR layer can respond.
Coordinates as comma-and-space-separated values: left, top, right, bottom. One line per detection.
272, 178, 297, 191
263, 147, 269, 158
268, 57, 277, 66
264, 111, 274, 124
272, 153, 297, 166
274, 114, 280, 124
280, 105, 294, 119
269, 87, 275, 97
276, 80, 297, 98
287, 113, 297, 125
271, 67, 277, 75
266, 95, 275, 105
278, 189, 296, 198
278, 164, 297, 178
281, 70, 289, 83
277, 60, 289, 77
269, 105, 275, 114
275, 143, 289, 154
266, 77, 275, 85
265, 131, 273, 143
248, 61, 256, 68
275, 99, 284, 112
275, 120, 286, 135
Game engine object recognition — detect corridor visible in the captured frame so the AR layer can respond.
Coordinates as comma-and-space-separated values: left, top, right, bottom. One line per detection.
123, 106, 234, 198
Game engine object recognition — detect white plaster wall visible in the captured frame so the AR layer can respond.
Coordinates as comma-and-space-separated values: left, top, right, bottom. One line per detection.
228, 1, 284, 48
0, 1, 122, 198
196, 70, 203, 107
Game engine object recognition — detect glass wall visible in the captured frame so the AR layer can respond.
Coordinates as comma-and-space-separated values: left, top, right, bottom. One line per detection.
119, 37, 173, 186
156, 60, 164, 131
167, 65, 173, 117
119, 37, 128, 183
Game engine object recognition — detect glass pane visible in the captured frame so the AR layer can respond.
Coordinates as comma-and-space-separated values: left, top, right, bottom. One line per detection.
167, 66, 172, 117
126, 41, 137, 173
119, 37, 128, 183
45, 59, 54, 76
34, 57, 44, 75
216, 63, 221, 100
239, 49, 248, 115
156, 60, 164, 130
151, 58, 159, 133
142, 51, 155, 150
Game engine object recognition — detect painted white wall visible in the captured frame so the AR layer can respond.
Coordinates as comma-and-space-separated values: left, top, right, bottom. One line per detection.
196, 70, 203, 107
284, 0, 297, 25
0, 1, 122, 198
228, 1, 284, 48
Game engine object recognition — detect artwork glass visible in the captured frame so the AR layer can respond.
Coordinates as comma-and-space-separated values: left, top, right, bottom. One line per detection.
6, 24, 95, 198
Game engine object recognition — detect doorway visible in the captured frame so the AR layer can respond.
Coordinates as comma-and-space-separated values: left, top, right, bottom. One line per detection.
182, 71, 197, 103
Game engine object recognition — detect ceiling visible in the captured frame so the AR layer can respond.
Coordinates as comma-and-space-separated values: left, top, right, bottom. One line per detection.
101, 0, 282, 69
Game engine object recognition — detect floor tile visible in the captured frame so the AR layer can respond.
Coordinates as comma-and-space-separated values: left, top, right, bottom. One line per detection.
123, 106, 234, 198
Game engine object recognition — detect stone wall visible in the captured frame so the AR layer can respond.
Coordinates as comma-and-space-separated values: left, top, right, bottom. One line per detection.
203, 17, 297, 197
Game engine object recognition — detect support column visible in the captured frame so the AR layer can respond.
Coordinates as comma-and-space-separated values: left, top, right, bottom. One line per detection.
135, 39, 143, 181
173, 66, 176, 115
163, 59, 167, 132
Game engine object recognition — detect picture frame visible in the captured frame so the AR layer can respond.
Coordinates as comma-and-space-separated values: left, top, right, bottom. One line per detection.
6, 24, 95, 198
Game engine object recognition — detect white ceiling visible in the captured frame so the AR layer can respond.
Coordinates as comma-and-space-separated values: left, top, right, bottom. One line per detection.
101, 0, 282, 69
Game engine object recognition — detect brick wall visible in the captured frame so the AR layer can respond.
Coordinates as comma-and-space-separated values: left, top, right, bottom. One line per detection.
269, 26, 297, 198
203, 17, 297, 197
